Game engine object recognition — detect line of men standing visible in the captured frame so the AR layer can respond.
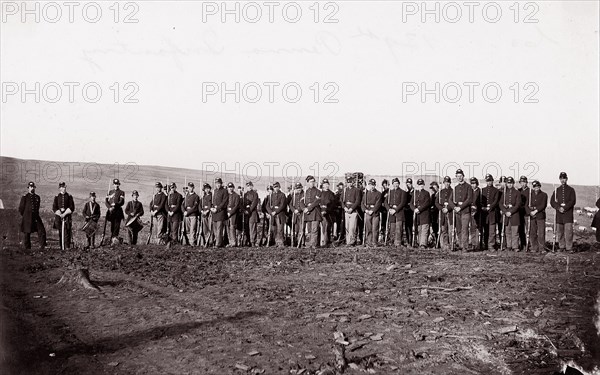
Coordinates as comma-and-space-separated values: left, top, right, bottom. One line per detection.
18, 171, 578, 252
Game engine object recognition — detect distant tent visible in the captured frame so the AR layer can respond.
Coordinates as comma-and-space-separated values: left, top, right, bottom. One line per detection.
0, 199, 4, 209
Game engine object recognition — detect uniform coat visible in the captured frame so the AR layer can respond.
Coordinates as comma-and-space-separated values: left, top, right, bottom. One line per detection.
211, 187, 229, 222
500, 187, 522, 226
301, 187, 322, 222
409, 189, 431, 225
383, 188, 408, 223
243, 190, 260, 223
550, 184, 576, 224
105, 189, 125, 220
481, 185, 500, 225
167, 191, 184, 221
52, 192, 75, 229
19, 192, 43, 233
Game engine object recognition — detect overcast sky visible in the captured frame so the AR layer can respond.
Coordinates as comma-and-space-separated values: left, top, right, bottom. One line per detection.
1, 1, 598, 184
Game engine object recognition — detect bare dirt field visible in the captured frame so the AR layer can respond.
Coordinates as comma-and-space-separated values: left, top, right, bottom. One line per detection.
1, 207, 600, 375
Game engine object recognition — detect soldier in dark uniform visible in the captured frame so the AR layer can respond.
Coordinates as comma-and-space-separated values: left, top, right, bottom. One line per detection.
267, 182, 287, 247
451, 169, 473, 251
496, 176, 507, 244
435, 177, 454, 250
362, 178, 382, 247
342, 176, 361, 246
289, 183, 304, 246
410, 179, 431, 248
53, 181, 75, 250
82, 191, 101, 249
591, 197, 600, 244
260, 185, 273, 246
183, 182, 200, 246
243, 182, 260, 247
517, 176, 530, 250
550, 172, 576, 252
149, 182, 168, 245
105, 178, 125, 242
211, 178, 229, 247
500, 177, 522, 251
201, 184, 213, 246
19, 181, 47, 250
481, 174, 500, 250
125, 190, 144, 245
384, 178, 408, 247
404, 178, 414, 246
319, 178, 336, 248
380, 179, 389, 243
525, 180, 547, 252
300, 176, 322, 248
167, 182, 183, 244
429, 181, 440, 247
226, 182, 241, 247
334, 182, 344, 243
469, 177, 482, 251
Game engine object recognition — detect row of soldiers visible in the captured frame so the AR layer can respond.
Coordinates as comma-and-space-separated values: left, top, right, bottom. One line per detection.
19, 170, 577, 252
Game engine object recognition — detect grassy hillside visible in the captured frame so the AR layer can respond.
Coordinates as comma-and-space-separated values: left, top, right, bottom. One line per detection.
1, 156, 598, 214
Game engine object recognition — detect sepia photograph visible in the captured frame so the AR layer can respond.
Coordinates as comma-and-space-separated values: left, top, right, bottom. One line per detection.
1, 1, 599, 374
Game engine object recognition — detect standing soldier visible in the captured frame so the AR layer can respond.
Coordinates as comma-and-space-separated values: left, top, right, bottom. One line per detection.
380, 179, 390, 243
211, 178, 229, 247
550, 172, 576, 252
342, 176, 362, 246
301, 176, 322, 248
19, 181, 47, 250
409, 179, 431, 248
361, 178, 382, 247
404, 178, 415, 246
201, 184, 213, 246
334, 182, 344, 243
289, 183, 304, 246
497, 176, 507, 243
125, 190, 144, 245
82, 191, 101, 249
226, 182, 241, 247
267, 182, 288, 247
319, 178, 336, 248
469, 177, 482, 251
183, 182, 200, 246
500, 177, 522, 251
451, 170, 473, 251
167, 182, 183, 244
243, 182, 260, 247
53, 182, 75, 250
149, 182, 168, 245
435, 177, 454, 250
105, 178, 125, 243
525, 180, 547, 252
518, 176, 530, 250
384, 178, 409, 246
429, 182, 440, 247
481, 174, 500, 250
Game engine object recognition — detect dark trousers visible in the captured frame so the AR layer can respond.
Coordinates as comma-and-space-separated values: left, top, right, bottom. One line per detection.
404, 210, 413, 245
227, 214, 238, 246
22, 224, 47, 250
110, 218, 122, 238
305, 220, 320, 247
127, 227, 140, 245
169, 217, 181, 244
380, 209, 388, 242
56, 216, 72, 250
518, 211, 527, 250
529, 218, 545, 251
455, 212, 470, 250
320, 213, 333, 246
364, 213, 380, 246
213, 220, 225, 247
390, 219, 405, 246
244, 216, 258, 246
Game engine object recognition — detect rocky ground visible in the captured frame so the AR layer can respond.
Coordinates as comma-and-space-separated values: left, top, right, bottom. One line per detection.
1, 208, 599, 375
